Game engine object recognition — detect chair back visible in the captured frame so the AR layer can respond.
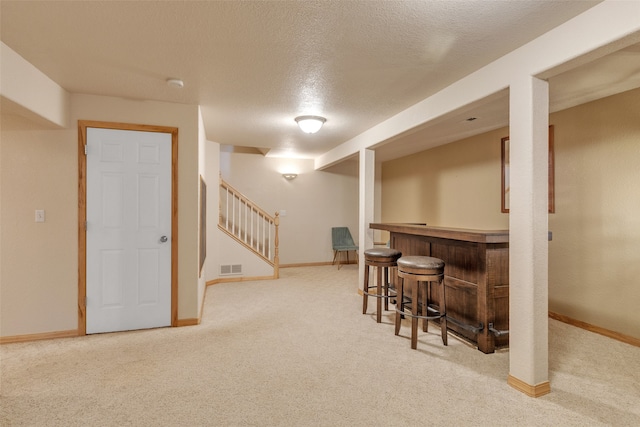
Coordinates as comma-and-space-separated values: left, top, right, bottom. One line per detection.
332, 227, 357, 249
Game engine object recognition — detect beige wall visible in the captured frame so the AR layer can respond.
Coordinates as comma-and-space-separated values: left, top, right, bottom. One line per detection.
0, 114, 77, 336
382, 127, 509, 230
381, 87, 640, 339
220, 152, 359, 265
204, 141, 221, 281
549, 88, 640, 337
0, 94, 202, 337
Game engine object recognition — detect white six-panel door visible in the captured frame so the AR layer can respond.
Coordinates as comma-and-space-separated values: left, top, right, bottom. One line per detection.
86, 128, 172, 334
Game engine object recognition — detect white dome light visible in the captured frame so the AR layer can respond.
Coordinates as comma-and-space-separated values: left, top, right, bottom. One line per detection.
166, 78, 184, 88
295, 115, 326, 134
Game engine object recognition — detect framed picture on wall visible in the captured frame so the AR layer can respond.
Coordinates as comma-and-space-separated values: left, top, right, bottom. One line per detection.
199, 175, 207, 277
501, 125, 555, 213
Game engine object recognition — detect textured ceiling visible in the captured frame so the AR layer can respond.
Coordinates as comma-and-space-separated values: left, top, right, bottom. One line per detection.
4, 0, 637, 162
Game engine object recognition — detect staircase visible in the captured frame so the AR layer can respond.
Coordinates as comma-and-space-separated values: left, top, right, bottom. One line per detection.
219, 177, 279, 279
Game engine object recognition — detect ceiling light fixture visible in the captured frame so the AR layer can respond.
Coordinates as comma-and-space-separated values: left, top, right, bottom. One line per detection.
295, 115, 326, 134
166, 78, 184, 88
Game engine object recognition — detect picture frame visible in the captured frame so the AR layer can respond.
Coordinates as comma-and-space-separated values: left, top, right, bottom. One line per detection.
501, 125, 555, 213
199, 175, 207, 277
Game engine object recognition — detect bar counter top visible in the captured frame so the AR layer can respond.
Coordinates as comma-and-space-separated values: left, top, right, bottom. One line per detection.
369, 223, 509, 244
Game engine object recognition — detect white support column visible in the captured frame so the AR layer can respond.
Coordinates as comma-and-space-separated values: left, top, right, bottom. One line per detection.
359, 148, 375, 291
508, 75, 550, 397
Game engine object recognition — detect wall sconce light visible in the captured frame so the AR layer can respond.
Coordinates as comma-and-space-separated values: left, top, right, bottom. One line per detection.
282, 173, 298, 180
295, 115, 326, 134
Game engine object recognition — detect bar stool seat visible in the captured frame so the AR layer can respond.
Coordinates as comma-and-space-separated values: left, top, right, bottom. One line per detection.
395, 256, 447, 349
363, 248, 402, 323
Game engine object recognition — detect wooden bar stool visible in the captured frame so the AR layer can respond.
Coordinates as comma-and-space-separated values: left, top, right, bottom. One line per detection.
363, 248, 402, 323
395, 256, 447, 349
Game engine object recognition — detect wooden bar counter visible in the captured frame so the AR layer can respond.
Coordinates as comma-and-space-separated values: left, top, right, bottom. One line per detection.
370, 223, 509, 353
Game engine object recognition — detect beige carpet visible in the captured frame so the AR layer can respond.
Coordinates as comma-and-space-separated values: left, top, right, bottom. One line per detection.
1, 265, 639, 426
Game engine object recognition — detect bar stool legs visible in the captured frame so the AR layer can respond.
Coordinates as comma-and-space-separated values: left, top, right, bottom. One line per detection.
395, 256, 447, 349
362, 261, 388, 322
363, 260, 369, 313
362, 248, 402, 323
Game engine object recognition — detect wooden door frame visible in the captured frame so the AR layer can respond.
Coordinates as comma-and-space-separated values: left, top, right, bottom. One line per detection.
78, 120, 179, 335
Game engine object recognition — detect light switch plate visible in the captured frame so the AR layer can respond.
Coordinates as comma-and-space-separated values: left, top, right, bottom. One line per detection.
35, 210, 45, 223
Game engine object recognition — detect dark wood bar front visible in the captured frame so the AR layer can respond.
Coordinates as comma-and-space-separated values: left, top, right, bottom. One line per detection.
370, 223, 509, 353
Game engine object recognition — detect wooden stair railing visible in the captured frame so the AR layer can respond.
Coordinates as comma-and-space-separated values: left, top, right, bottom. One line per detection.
219, 177, 279, 279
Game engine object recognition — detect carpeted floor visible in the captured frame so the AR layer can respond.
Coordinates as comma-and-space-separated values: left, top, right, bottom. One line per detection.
1, 265, 639, 426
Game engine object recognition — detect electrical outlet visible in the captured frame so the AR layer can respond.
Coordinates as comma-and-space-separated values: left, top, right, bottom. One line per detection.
35, 210, 45, 223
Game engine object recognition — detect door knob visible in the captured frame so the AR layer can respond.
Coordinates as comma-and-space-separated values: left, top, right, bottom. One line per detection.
160, 236, 168, 243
